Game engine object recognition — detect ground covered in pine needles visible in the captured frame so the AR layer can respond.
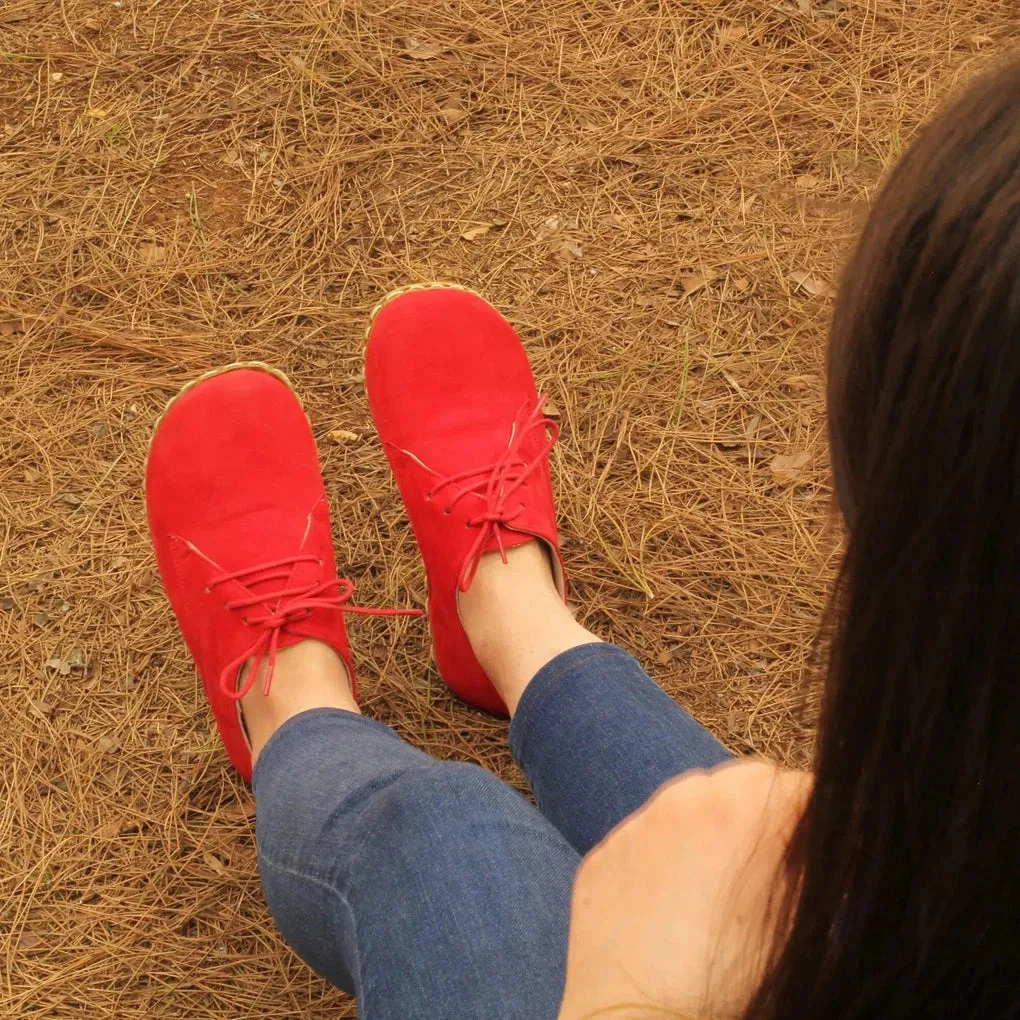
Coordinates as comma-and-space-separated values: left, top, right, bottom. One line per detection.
2, 1, 1015, 1015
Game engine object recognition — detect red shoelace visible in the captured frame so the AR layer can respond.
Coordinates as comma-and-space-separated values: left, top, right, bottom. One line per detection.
426, 395, 559, 592
212, 555, 422, 700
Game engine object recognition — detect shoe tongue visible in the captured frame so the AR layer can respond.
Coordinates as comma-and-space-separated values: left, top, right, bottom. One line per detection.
481, 527, 535, 558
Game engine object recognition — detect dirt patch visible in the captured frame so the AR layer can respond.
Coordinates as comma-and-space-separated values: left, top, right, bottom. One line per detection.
1, 0, 1015, 1016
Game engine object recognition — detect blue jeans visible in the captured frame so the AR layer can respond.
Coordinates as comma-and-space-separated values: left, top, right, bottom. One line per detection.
252, 643, 731, 1019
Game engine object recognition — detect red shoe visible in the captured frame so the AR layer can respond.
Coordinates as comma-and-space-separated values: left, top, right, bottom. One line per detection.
146, 364, 420, 782
366, 285, 566, 715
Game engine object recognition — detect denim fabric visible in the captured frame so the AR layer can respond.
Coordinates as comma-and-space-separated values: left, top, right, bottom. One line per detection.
252, 642, 732, 1019
509, 643, 733, 855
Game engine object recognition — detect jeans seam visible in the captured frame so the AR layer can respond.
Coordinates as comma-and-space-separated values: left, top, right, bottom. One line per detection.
512, 644, 628, 762
257, 850, 361, 990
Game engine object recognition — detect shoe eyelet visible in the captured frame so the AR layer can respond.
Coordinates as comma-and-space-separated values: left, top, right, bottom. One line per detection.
204, 586, 211, 594
241, 616, 250, 625
425, 492, 432, 501
443, 507, 452, 515
318, 558, 324, 566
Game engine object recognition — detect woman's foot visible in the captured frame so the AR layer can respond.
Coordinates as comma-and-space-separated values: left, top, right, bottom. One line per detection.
145, 365, 417, 779
366, 286, 598, 715
239, 638, 359, 763
459, 543, 598, 714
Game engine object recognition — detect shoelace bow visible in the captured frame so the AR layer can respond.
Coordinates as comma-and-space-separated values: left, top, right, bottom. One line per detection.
213, 555, 421, 700
427, 395, 559, 592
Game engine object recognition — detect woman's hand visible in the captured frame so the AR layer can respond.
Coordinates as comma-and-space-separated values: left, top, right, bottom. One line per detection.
558, 762, 810, 1020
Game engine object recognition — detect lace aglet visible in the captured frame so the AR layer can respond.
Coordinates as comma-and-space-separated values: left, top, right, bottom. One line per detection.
262, 663, 275, 697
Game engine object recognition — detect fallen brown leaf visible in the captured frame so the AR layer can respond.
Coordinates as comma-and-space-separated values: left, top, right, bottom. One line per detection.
789, 269, 836, 298
461, 223, 494, 241
770, 450, 812, 485
139, 243, 166, 265
329, 429, 360, 444
715, 24, 747, 46
782, 373, 822, 392
399, 37, 445, 60
29, 698, 54, 718
678, 271, 716, 296
439, 106, 468, 126
220, 801, 257, 822
133, 567, 155, 592
721, 370, 747, 397
539, 214, 578, 237
203, 852, 228, 876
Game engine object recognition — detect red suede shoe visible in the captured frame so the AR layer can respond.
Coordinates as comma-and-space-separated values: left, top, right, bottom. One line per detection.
366, 285, 567, 715
146, 364, 419, 782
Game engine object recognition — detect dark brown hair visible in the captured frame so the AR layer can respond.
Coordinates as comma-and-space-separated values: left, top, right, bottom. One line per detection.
745, 59, 1020, 1020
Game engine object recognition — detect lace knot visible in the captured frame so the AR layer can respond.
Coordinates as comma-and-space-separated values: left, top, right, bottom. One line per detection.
428, 395, 559, 592
211, 555, 420, 701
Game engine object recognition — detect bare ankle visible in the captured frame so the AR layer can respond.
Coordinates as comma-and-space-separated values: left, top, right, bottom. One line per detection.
459, 542, 599, 714
240, 639, 359, 764
465, 540, 561, 601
